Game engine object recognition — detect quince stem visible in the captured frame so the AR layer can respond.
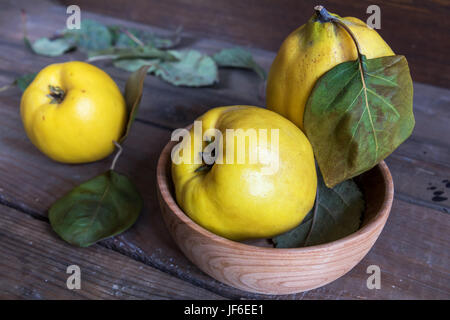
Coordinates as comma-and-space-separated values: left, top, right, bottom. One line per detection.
314, 5, 368, 103
47, 85, 65, 104
314, 5, 363, 59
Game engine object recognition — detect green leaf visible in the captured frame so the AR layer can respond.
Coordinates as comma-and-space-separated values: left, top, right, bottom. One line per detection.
33, 38, 74, 56
120, 65, 150, 143
113, 59, 159, 73
0, 73, 36, 93
212, 47, 267, 80
87, 45, 177, 62
64, 19, 112, 51
304, 55, 414, 188
26, 37, 75, 57
111, 26, 182, 49
152, 50, 218, 87
272, 170, 364, 248
15, 73, 37, 92
49, 170, 143, 247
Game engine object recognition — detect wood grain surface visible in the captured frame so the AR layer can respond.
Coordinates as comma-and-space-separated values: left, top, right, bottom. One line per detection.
60, 0, 450, 88
0, 205, 224, 299
0, 0, 449, 299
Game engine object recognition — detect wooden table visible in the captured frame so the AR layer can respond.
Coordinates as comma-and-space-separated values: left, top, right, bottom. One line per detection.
0, 0, 448, 300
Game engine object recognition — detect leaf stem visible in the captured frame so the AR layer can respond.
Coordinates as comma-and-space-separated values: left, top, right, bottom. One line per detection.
122, 28, 145, 47
0, 83, 14, 93
86, 54, 118, 62
110, 141, 123, 171
330, 19, 363, 59
21, 9, 28, 40
323, 9, 379, 154
331, 16, 369, 104
21, 9, 34, 51
316, 6, 367, 94
314, 6, 363, 60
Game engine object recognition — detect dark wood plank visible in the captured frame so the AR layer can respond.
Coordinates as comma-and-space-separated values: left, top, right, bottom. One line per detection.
59, 0, 450, 88
386, 154, 450, 213
0, 0, 449, 299
0, 205, 224, 299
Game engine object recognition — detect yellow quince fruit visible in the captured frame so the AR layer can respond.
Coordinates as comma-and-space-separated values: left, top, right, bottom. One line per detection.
266, 6, 394, 131
20, 61, 126, 163
171, 106, 317, 241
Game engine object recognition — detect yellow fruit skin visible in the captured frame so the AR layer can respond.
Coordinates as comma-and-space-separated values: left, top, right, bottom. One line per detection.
171, 106, 317, 241
266, 14, 395, 131
20, 61, 126, 163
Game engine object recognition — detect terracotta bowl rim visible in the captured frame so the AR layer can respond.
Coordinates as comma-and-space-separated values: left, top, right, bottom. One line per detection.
157, 139, 394, 254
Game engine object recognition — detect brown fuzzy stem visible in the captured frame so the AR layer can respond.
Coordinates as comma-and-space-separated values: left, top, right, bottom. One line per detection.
47, 85, 65, 104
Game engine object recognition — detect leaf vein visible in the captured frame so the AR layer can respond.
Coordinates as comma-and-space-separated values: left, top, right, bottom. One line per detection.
367, 73, 398, 87
325, 69, 359, 111
359, 62, 379, 159
366, 88, 400, 118
343, 87, 363, 114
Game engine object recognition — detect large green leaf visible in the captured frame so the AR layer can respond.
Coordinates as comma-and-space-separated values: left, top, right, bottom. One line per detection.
49, 170, 143, 247
272, 170, 364, 248
212, 47, 267, 80
304, 55, 414, 188
152, 50, 218, 87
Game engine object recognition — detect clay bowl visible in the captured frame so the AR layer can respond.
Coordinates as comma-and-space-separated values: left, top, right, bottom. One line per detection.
156, 139, 394, 295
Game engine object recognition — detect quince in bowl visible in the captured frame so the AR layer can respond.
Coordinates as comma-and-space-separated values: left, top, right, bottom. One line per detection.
156, 106, 393, 295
